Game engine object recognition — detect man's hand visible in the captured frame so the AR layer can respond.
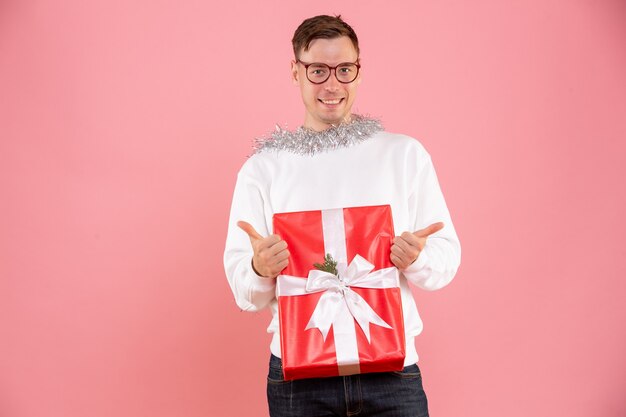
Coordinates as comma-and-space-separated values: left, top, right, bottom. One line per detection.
390, 222, 444, 270
237, 221, 290, 279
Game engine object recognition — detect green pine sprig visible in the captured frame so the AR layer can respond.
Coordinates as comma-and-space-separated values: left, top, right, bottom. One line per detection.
313, 253, 339, 276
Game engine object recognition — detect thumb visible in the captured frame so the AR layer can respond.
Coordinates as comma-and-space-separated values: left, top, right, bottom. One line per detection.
237, 221, 264, 241
414, 222, 444, 238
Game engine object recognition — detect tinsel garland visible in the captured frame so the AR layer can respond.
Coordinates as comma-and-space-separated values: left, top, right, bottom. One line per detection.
252, 114, 383, 156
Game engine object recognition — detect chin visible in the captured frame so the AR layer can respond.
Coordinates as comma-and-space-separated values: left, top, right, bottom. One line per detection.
320, 112, 351, 125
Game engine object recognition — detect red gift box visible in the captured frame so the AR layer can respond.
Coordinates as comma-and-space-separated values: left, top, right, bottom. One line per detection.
273, 205, 405, 380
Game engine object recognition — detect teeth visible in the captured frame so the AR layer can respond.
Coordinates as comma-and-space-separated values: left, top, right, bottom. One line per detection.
321, 99, 342, 104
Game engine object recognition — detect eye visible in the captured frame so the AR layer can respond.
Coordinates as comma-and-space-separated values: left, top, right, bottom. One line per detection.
309, 65, 329, 76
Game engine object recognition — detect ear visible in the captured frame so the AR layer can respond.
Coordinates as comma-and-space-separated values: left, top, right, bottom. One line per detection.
290, 60, 300, 85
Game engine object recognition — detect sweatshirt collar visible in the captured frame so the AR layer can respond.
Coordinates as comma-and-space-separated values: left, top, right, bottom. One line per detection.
253, 114, 383, 156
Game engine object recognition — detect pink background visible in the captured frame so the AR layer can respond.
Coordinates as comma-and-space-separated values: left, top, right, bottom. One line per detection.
1, 1, 625, 416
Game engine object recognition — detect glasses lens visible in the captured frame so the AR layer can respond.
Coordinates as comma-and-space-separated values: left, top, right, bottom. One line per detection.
336, 63, 358, 83
306, 64, 330, 83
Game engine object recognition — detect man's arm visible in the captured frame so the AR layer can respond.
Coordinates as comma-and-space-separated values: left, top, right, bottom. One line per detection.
223, 170, 278, 312
391, 152, 461, 291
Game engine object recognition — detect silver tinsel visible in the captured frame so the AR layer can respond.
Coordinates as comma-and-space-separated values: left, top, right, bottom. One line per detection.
252, 114, 383, 156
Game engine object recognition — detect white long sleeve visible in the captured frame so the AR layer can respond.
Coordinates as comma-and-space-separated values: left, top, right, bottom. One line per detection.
402, 152, 461, 291
223, 130, 461, 364
223, 171, 276, 312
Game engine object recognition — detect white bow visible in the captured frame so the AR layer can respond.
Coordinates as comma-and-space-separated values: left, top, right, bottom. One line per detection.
302, 255, 396, 343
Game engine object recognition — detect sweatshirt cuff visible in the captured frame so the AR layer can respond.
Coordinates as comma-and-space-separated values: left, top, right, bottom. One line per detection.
249, 259, 276, 292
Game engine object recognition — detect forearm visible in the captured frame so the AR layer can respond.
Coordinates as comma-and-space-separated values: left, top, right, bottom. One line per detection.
223, 168, 276, 311
404, 151, 461, 290
401, 235, 461, 291
224, 250, 276, 312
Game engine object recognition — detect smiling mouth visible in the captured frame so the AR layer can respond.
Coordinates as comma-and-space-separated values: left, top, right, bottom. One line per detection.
319, 98, 344, 105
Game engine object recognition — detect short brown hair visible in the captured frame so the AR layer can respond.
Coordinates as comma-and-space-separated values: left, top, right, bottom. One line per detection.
292, 15, 360, 59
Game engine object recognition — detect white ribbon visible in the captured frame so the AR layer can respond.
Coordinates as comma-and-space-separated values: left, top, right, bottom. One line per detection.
275, 207, 400, 375
304, 255, 396, 343
277, 256, 398, 374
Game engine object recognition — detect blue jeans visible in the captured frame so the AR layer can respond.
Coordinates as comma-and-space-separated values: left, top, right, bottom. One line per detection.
267, 354, 429, 417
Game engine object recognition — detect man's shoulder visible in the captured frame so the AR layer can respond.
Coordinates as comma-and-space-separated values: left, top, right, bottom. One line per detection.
235, 147, 285, 182
372, 130, 430, 156
237, 152, 269, 175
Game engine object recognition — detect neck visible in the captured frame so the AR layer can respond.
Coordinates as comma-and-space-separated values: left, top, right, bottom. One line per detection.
303, 114, 353, 131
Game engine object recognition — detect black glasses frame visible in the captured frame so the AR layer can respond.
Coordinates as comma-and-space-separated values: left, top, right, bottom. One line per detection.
296, 60, 361, 84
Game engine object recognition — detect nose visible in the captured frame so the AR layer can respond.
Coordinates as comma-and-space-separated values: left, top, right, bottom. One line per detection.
324, 69, 341, 91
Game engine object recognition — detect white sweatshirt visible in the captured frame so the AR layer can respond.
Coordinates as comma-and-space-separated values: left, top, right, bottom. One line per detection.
223, 130, 461, 366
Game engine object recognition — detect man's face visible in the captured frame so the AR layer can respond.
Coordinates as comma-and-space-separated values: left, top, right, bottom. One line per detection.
291, 36, 361, 131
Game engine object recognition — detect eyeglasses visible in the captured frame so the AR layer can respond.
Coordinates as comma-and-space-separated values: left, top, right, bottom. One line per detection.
296, 60, 361, 84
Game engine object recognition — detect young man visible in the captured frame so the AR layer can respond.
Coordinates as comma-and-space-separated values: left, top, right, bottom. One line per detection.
224, 15, 461, 417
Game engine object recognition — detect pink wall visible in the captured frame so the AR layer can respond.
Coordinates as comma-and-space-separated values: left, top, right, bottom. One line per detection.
2, 1, 625, 416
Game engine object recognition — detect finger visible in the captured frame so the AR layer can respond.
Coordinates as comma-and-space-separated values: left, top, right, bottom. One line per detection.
401, 231, 421, 244
265, 239, 288, 256
257, 241, 287, 267
268, 258, 289, 277
390, 246, 410, 264
273, 258, 289, 274
395, 233, 418, 252
390, 254, 406, 269
390, 244, 407, 258
237, 221, 264, 240
265, 234, 283, 246
272, 248, 290, 263
414, 222, 444, 238
256, 236, 283, 256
